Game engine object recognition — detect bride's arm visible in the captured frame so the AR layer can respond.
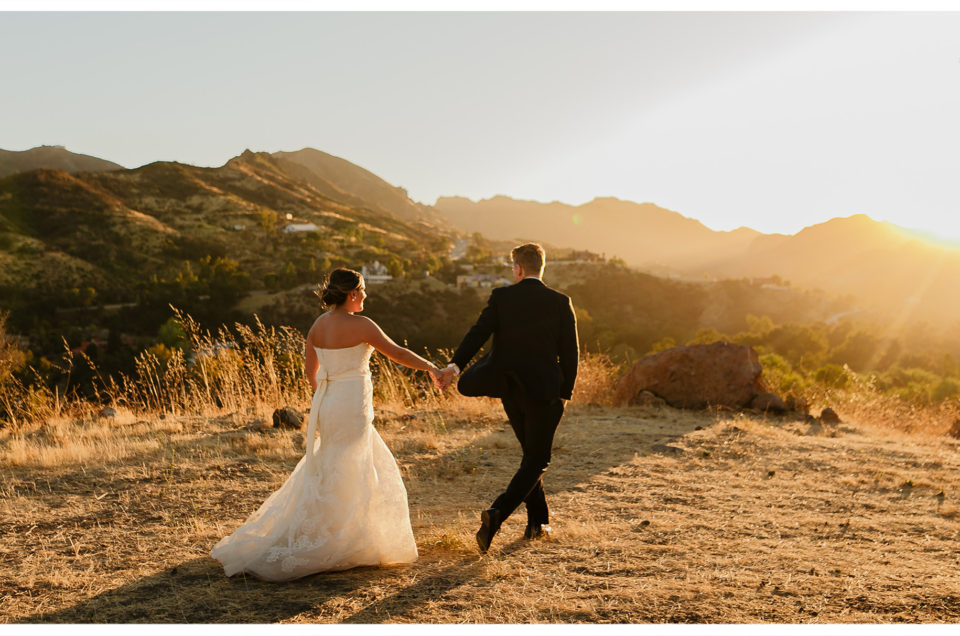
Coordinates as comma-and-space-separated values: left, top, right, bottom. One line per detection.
357, 316, 439, 376
304, 336, 320, 391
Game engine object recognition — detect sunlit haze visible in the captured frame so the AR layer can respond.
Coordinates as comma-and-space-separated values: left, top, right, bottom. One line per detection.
2, 11, 959, 239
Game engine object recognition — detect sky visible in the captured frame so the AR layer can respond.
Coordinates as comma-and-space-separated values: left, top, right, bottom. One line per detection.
2, 10, 960, 238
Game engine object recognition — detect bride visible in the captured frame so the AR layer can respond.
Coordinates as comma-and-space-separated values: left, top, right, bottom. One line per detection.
210, 268, 441, 581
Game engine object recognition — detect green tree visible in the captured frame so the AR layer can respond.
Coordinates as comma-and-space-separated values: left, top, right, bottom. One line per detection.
813, 363, 854, 390
157, 317, 189, 352
829, 329, 883, 372
687, 328, 725, 345
762, 324, 829, 371
387, 257, 405, 278
745, 314, 774, 335
258, 209, 279, 234
931, 377, 960, 402
199, 255, 250, 304
281, 262, 298, 288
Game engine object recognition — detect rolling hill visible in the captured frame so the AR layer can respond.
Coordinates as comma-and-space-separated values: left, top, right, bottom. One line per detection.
434, 196, 960, 328
273, 148, 448, 226
434, 195, 765, 271
4, 140, 959, 337
0, 145, 124, 177
0, 149, 457, 327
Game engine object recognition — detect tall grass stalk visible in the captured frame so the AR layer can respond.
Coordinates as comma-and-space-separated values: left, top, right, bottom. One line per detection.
0, 307, 647, 434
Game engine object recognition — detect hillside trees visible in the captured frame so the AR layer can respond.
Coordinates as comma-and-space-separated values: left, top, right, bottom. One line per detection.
565, 264, 706, 356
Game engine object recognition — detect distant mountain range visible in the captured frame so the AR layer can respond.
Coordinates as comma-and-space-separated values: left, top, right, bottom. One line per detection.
435, 195, 765, 271
0, 145, 125, 177
434, 196, 960, 327
3, 144, 959, 329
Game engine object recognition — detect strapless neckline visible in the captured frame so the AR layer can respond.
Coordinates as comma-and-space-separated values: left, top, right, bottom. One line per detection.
313, 342, 370, 352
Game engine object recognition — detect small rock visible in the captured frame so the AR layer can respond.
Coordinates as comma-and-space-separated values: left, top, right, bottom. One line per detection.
272, 407, 303, 429
751, 392, 787, 413
635, 391, 667, 408
245, 419, 272, 432
651, 443, 685, 454
99, 407, 117, 419
785, 395, 809, 414
820, 408, 841, 425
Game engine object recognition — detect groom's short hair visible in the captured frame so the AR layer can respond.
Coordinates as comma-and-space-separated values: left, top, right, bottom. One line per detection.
512, 243, 545, 275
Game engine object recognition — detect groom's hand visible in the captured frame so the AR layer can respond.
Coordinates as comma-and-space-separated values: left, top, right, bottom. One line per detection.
438, 364, 458, 391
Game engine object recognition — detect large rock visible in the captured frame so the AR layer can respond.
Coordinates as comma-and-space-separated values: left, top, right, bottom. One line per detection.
614, 342, 764, 409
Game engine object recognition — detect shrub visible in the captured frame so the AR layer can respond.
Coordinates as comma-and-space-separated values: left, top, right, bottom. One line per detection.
931, 377, 960, 403
760, 352, 808, 395
571, 353, 622, 406
813, 363, 854, 390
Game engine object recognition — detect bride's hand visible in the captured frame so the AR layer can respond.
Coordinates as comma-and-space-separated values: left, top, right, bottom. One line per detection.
427, 365, 443, 389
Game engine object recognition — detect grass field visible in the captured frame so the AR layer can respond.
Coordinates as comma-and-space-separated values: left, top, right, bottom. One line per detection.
3, 393, 960, 624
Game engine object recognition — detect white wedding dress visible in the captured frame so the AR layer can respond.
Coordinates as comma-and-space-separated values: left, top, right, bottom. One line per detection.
210, 343, 418, 581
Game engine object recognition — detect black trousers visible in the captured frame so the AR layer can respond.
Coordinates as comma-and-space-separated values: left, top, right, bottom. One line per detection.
491, 379, 565, 525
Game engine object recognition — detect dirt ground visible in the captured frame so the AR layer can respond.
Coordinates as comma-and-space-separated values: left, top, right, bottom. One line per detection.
3, 402, 960, 623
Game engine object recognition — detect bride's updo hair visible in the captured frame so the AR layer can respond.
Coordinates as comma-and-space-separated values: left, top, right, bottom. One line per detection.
319, 268, 363, 308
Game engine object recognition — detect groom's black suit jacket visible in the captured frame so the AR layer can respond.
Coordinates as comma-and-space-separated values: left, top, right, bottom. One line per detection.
451, 278, 579, 401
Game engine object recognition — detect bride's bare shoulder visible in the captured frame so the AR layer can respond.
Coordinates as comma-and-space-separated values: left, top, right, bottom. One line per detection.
341, 314, 373, 335
306, 313, 331, 342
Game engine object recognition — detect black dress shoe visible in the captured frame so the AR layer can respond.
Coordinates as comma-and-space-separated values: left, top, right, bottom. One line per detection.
476, 508, 503, 553
523, 523, 552, 540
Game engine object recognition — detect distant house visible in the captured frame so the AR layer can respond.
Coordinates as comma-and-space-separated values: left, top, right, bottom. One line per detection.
70, 335, 133, 355
553, 250, 604, 266
457, 274, 511, 289
232, 224, 246, 231
362, 260, 394, 284
283, 223, 319, 233
71, 338, 108, 355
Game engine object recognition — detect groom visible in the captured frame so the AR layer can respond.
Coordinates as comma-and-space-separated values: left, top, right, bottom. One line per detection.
439, 243, 578, 553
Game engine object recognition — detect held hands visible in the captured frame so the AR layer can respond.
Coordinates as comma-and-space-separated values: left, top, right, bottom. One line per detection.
429, 363, 458, 391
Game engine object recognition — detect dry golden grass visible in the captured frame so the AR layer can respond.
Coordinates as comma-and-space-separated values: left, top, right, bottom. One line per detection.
812, 384, 960, 440
3, 367, 960, 624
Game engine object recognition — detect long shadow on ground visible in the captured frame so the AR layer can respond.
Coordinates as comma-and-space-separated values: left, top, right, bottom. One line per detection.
16, 405, 712, 623
20, 556, 407, 623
